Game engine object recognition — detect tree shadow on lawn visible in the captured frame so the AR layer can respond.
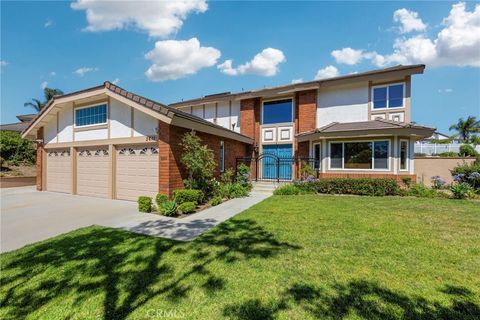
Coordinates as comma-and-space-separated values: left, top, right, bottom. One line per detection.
0, 218, 300, 320
224, 281, 480, 320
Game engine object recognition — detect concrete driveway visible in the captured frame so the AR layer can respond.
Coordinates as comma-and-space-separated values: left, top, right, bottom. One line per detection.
1, 187, 270, 253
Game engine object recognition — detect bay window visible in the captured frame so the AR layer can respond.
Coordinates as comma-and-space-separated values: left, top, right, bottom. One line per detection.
329, 140, 390, 170
373, 83, 404, 109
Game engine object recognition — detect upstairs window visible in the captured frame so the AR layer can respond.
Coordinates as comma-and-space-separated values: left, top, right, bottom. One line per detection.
262, 99, 293, 125
75, 104, 107, 127
373, 84, 404, 109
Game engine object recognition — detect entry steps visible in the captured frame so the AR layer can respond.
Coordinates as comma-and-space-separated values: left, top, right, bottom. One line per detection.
251, 181, 287, 194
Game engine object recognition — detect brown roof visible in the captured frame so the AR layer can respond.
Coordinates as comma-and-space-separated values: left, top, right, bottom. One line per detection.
16, 114, 36, 122
169, 64, 425, 107
0, 122, 30, 132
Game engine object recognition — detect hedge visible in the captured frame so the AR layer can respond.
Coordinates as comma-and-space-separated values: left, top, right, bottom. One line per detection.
173, 189, 204, 204
291, 178, 401, 196
177, 201, 196, 214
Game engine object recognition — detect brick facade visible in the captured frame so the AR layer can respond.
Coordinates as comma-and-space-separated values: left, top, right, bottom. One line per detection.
297, 90, 317, 134
36, 127, 44, 191
158, 122, 249, 196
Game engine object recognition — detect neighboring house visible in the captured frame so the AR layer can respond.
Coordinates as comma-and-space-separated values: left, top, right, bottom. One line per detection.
417, 131, 461, 144
21, 64, 435, 201
0, 114, 36, 135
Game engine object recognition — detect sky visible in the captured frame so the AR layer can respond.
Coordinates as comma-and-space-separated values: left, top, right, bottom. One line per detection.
1, 1, 479, 133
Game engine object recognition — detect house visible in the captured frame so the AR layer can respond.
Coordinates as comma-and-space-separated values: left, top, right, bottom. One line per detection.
0, 113, 36, 134
417, 131, 461, 144
21, 64, 435, 200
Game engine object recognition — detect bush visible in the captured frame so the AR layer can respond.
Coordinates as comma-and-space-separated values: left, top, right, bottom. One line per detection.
0, 131, 36, 165
314, 178, 401, 196
236, 163, 252, 189
407, 184, 447, 198
459, 144, 478, 157
220, 168, 234, 184
219, 183, 249, 199
160, 201, 177, 217
300, 162, 315, 179
173, 189, 204, 204
155, 193, 168, 207
401, 176, 412, 188
437, 151, 460, 157
137, 196, 152, 213
451, 161, 480, 193
431, 176, 447, 189
210, 196, 222, 206
273, 184, 301, 195
450, 183, 475, 199
177, 201, 196, 214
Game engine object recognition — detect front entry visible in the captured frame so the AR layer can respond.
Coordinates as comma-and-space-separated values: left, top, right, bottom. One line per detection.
261, 144, 293, 180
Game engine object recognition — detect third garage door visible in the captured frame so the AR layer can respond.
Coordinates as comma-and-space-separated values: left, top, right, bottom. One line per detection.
77, 147, 110, 198
115, 145, 159, 201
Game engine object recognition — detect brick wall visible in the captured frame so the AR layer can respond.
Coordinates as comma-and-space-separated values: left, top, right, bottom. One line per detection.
158, 122, 249, 196
36, 127, 44, 191
297, 90, 317, 134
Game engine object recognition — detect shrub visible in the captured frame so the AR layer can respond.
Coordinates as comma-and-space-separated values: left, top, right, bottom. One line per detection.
137, 196, 152, 213
451, 161, 480, 192
450, 183, 475, 199
406, 184, 446, 198
431, 176, 447, 189
314, 178, 401, 196
160, 201, 177, 217
236, 163, 251, 189
300, 162, 315, 179
293, 179, 317, 193
210, 196, 222, 206
437, 151, 459, 157
155, 193, 169, 207
220, 168, 234, 184
173, 189, 204, 204
177, 201, 196, 214
0, 131, 36, 165
273, 184, 301, 195
219, 183, 249, 199
401, 176, 412, 188
459, 144, 478, 157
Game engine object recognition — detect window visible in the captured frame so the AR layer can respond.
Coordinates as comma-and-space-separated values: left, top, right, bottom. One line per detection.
262, 99, 293, 124
373, 84, 404, 109
75, 104, 107, 127
400, 140, 408, 171
313, 143, 321, 170
219, 141, 225, 172
329, 141, 390, 170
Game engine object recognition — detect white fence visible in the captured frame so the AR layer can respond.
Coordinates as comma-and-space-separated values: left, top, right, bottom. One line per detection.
415, 143, 480, 155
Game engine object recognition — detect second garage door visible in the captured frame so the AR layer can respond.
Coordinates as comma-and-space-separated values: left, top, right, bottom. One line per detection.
46, 149, 72, 193
116, 145, 159, 201
77, 147, 110, 198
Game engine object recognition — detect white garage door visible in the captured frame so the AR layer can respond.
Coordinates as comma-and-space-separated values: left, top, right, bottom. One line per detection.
77, 147, 110, 198
116, 145, 159, 201
46, 149, 72, 193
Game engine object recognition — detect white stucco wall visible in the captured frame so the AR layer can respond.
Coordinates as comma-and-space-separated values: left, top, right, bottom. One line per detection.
204, 103, 216, 123
44, 116, 57, 144
57, 105, 73, 143
317, 83, 369, 127
216, 101, 230, 130
231, 101, 240, 132
75, 128, 108, 141
192, 105, 203, 118
133, 108, 157, 137
110, 99, 131, 138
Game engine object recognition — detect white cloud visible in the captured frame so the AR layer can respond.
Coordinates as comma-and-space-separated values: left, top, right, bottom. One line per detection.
145, 38, 221, 81
331, 48, 364, 65
331, 3, 480, 68
41, 81, 48, 89
112, 78, 120, 84
73, 67, 99, 76
314, 65, 339, 80
218, 48, 286, 76
393, 8, 427, 33
71, 0, 207, 37
291, 78, 303, 84
44, 19, 53, 28
0, 60, 7, 67
49, 71, 56, 76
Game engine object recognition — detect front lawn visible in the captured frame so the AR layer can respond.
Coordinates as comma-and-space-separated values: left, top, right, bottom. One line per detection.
1, 196, 479, 319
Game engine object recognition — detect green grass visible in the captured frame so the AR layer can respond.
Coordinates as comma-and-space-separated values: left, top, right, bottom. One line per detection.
1, 195, 479, 319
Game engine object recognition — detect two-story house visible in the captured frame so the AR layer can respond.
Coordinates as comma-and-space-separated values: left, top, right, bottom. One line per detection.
21, 64, 434, 200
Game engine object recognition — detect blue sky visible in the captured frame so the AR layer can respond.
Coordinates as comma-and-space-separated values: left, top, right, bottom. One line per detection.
1, 1, 479, 133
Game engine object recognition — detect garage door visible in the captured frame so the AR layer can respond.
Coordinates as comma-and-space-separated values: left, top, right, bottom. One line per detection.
116, 145, 159, 201
77, 147, 110, 198
46, 149, 72, 193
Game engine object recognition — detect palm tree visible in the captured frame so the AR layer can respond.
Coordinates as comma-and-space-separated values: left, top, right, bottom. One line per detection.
449, 116, 480, 142
24, 87, 64, 112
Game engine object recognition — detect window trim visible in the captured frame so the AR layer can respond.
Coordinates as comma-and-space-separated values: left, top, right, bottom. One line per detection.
371, 82, 405, 110
219, 141, 225, 172
399, 139, 409, 172
261, 97, 294, 125
328, 139, 391, 171
312, 142, 321, 170
74, 103, 109, 128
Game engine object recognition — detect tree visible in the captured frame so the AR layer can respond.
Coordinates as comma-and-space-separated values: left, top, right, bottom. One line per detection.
449, 116, 480, 142
24, 87, 64, 112
0, 131, 36, 165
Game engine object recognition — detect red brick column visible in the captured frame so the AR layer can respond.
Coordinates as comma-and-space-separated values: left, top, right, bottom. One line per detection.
240, 98, 259, 179
36, 127, 44, 191
158, 121, 183, 196
297, 90, 317, 134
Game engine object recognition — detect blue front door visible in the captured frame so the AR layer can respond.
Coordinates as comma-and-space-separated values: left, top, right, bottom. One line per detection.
262, 144, 293, 180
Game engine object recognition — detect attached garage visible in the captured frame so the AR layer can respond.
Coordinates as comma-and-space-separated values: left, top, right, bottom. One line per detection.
46, 149, 72, 193
115, 145, 159, 201
76, 147, 110, 198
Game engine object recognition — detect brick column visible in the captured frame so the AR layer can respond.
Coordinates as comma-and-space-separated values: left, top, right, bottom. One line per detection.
36, 127, 44, 191
294, 90, 317, 179
240, 98, 259, 180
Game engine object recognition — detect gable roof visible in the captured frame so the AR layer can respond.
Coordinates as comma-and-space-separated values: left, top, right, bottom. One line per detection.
21, 82, 253, 144
169, 64, 426, 108
297, 119, 435, 141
